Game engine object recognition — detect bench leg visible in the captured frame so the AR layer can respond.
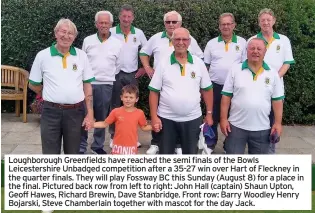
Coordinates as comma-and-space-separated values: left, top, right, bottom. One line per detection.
15, 100, 20, 117
23, 98, 27, 123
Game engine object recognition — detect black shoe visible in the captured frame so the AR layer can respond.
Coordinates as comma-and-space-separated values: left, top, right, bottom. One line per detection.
79, 151, 85, 154
92, 149, 107, 154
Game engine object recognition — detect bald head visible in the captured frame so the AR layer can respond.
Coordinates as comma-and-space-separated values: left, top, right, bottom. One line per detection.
172, 27, 190, 39
171, 27, 191, 54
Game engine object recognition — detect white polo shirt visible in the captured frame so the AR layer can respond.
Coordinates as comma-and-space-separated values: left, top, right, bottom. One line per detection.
29, 44, 95, 104
204, 34, 246, 85
110, 25, 147, 73
139, 31, 204, 69
82, 33, 123, 85
221, 60, 284, 131
247, 32, 295, 88
148, 51, 213, 122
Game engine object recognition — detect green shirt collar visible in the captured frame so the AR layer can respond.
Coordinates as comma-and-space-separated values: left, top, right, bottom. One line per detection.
50, 42, 76, 57
241, 59, 270, 71
97, 32, 111, 43
161, 31, 171, 38
116, 24, 136, 34
218, 33, 237, 43
257, 32, 280, 44
170, 51, 194, 65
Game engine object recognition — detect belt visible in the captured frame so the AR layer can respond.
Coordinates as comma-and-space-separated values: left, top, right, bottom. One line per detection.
45, 101, 83, 109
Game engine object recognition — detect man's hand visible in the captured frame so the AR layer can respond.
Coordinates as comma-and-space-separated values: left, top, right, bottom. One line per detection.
82, 112, 94, 131
204, 114, 213, 126
144, 66, 155, 79
220, 119, 231, 136
151, 116, 162, 132
271, 122, 282, 136
135, 67, 146, 78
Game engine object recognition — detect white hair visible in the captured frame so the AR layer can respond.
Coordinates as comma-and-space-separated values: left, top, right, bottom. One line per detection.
163, 11, 182, 22
54, 18, 78, 36
95, 11, 114, 23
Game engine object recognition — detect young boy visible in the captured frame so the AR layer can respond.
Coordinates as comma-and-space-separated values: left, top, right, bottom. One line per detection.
91, 85, 152, 155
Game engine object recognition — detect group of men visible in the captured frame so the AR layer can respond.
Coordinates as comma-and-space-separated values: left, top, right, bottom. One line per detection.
28, 5, 294, 156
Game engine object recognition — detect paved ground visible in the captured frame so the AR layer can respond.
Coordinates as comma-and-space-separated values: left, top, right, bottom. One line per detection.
1, 113, 315, 161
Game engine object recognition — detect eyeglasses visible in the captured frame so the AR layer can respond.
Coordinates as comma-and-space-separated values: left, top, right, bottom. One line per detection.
58, 30, 75, 37
173, 38, 190, 43
165, 21, 178, 24
220, 23, 234, 27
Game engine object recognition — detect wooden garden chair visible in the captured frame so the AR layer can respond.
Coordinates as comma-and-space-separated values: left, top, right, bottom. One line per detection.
1, 65, 29, 122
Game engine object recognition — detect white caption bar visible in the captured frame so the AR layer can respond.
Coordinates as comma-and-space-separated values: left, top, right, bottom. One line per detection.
4, 155, 312, 210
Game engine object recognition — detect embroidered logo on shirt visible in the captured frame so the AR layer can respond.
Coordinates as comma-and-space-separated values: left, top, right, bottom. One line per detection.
265, 77, 270, 85
235, 45, 240, 52
73, 63, 77, 71
118, 116, 124, 121
191, 71, 196, 79
276, 45, 280, 53
133, 37, 137, 43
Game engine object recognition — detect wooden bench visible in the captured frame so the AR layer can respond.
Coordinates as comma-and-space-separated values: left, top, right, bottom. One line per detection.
1, 65, 29, 122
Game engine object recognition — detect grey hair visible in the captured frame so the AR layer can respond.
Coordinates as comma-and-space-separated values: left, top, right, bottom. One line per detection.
219, 13, 235, 23
95, 11, 114, 23
54, 18, 78, 36
164, 11, 182, 22
120, 4, 134, 14
248, 37, 266, 47
258, 8, 275, 19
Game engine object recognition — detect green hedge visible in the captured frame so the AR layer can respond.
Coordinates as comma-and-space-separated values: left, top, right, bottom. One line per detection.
1, 0, 315, 124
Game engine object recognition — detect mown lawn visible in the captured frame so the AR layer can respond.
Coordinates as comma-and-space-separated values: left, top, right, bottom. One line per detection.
1, 188, 314, 213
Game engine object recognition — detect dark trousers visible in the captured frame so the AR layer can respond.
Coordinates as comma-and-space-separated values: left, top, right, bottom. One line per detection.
41, 101, 85, 154
109, 71, 137, 137
224, 124, 271, 154
268, 99, 284, 154
151, 95, 181, 149
80, 84, 113, 153
159, 116, 202, 154
269, 106, 276, 154
209, 82, 224, 149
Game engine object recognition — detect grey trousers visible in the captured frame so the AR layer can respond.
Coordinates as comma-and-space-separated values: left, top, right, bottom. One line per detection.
109, 71, 137, 138
224, 124, 271, 154
80, 84, 113, 153
41, 101, 85, 154
159, 116, 202, 154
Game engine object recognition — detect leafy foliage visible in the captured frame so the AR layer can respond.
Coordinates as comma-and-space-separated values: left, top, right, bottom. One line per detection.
1, 0, 315, 124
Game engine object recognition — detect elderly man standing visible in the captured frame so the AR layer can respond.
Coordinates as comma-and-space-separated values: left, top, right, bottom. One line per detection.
203, 13, 246, 154
220, 38, 284, 154
248, 8, 295, 154
28, 18, 95, 155
109, 4, 147, 148
79, 11, 123, 154
149, 27, 213, 154
140, 10, 204, 155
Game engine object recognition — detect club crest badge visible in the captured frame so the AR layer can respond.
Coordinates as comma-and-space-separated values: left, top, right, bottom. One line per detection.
191, 71, 196, 79
276, 45, 280, 52
235, 45, 240, 52
133, 37, 137, 43
73, 63, 77, 71
265, 77, 270, 85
